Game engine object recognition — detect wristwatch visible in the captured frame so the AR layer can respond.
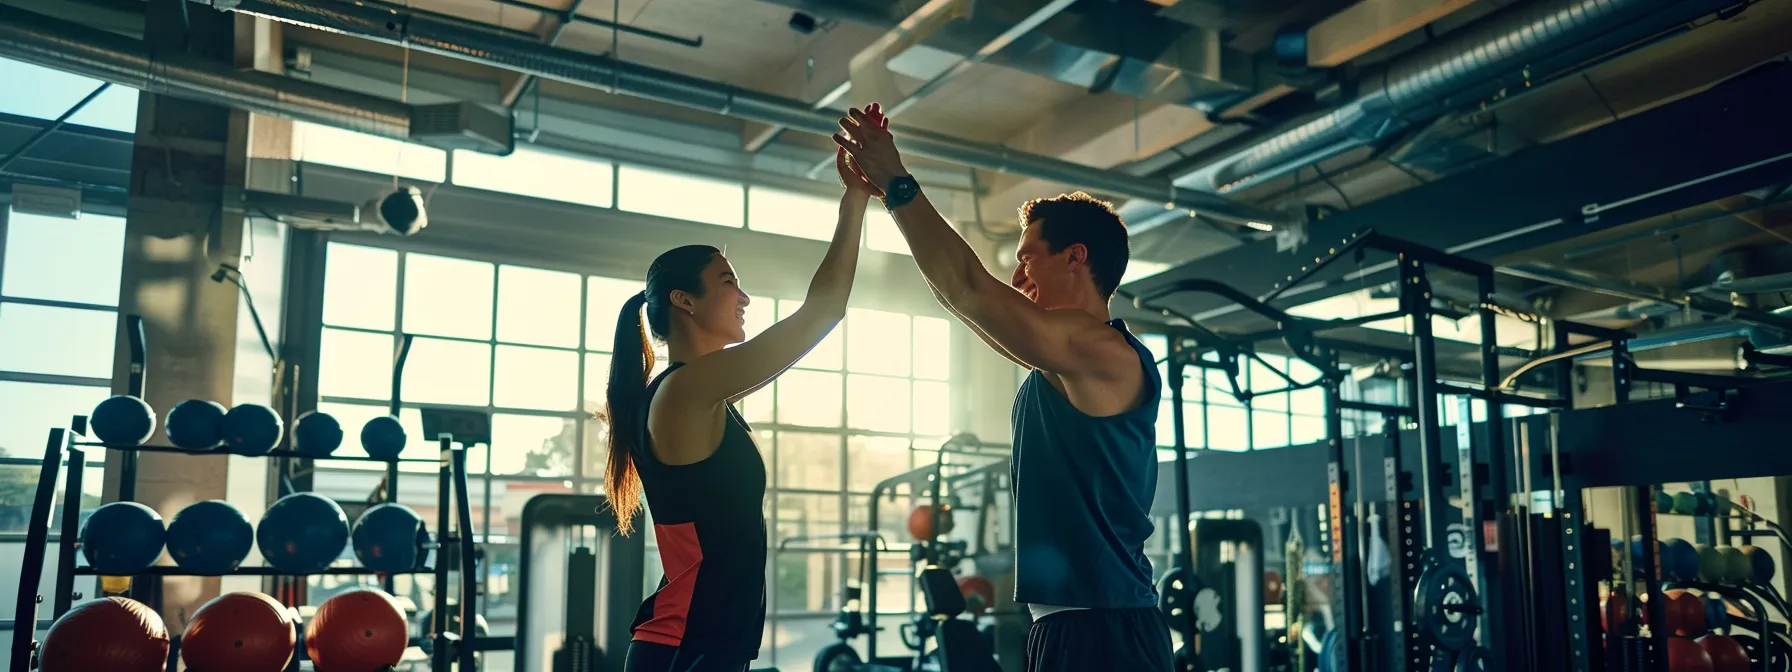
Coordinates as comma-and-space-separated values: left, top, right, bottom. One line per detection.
883, 175, 920, 210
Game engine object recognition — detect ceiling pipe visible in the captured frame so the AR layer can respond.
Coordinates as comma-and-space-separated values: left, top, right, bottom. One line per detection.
1123, 0, 1744, 236
0, 5, 412, 140
188, 0, 1288, 227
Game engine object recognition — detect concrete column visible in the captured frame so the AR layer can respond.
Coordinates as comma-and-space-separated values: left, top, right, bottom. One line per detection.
103, 2, 253, 627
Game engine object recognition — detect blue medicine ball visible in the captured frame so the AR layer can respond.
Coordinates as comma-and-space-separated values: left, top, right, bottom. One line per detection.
165, 500, 254, 575
293, 411, 344, 456
221, 404, 285, 455
351, 503, 429, 574
360, 415, 407, 460
1663, 538, 1700, 582
165, 399, 227, 451
257, 493, 349, 574
80, 502, 165, 574
91, 396, 157, 446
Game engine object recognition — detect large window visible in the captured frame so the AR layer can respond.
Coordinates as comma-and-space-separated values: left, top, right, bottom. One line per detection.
732, 299, 953, 666
292, 121, 447, 183
452, 147, 614, 208
748, 187, 837, 242
285, 118, 926, 259
0, 59, 136, 652
314, 243, 621, 672
0, 207, 122, 646
0, 57, 140, 133
617, 165, 744, 228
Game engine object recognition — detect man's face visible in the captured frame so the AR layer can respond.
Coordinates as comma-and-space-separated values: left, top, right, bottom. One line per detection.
1010, 222, 1080, 309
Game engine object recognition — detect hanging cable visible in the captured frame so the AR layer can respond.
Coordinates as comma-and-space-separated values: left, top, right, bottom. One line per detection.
211, 263, 279, 362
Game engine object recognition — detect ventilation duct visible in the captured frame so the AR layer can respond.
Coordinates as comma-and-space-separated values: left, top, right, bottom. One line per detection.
1125, 0, 1744, 234
186, 0, 1284, 226
0, 6, 511, 154
752, 0, 1255, 112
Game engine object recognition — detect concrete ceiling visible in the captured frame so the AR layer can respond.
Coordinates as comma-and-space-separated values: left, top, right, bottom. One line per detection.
14, 0, 1791, 331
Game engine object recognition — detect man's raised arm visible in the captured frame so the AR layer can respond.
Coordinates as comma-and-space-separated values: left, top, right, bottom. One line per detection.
834, 104, 1106, 376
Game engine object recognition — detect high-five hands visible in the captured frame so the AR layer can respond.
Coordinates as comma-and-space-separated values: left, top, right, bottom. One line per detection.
833, 103, 907, 194
836, 147, 881, 197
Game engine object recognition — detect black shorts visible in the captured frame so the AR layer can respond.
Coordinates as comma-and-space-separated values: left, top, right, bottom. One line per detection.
624, 641, 750, 672
1026, 607, 1174, 672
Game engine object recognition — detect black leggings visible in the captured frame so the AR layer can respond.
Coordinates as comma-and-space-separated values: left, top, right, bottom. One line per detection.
624, 641, 750, 672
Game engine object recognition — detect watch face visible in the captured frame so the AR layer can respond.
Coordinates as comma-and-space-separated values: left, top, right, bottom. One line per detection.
885, 176, 920, 208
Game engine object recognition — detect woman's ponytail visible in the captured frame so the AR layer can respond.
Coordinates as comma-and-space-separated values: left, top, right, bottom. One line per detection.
604, 291, 654, 535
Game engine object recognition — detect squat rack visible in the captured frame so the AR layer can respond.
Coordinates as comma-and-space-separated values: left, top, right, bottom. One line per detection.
1125, 229, 1544, 671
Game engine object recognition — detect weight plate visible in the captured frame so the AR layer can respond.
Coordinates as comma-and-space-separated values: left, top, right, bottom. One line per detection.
1158, 568, 1204, 635
1414, 561, 1480, 651
813, 643, 862, 672
1455, 646, 1488, 672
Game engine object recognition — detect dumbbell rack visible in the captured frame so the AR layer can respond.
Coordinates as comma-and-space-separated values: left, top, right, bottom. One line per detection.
7, 318, 485, 672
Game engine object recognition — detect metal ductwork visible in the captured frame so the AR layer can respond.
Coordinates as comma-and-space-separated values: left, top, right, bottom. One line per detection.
0, 5, 513, 155
189, 0, 1285, 226
757, 0, 1256, 112
0, 5, 414, 139
1124, 0, 1743, 235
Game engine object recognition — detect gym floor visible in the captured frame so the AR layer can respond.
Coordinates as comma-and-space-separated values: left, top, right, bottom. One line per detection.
4, 0, 1792, 670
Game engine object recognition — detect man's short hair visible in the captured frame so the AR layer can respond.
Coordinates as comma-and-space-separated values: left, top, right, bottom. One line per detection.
1018, 192, 1130, 298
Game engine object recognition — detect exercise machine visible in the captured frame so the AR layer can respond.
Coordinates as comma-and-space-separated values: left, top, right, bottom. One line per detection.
1129, 229, 1525, 671
515, 493, 644, 672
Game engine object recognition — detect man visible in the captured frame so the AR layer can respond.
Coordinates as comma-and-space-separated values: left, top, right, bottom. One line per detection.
834, 104, 1173, 672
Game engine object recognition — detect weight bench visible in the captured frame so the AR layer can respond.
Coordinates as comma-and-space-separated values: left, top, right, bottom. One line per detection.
918, 567, 1001, 672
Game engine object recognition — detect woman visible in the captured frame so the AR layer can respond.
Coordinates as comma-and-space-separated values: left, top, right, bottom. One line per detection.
606, 146, 880, 671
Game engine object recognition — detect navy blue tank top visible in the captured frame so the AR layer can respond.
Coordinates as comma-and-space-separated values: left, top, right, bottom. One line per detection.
1009, 318, 1161, 609
629, 363, 767, 661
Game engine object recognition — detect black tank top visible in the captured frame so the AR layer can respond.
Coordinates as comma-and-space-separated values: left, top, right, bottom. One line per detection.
629, 363, 768, 661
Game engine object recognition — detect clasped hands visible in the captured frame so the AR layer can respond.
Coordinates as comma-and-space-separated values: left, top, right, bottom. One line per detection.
831, 103, 907, 198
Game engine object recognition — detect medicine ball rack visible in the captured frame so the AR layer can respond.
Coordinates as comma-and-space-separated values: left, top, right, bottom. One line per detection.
1125, 229, 1535, 672
7, 317, 492, 672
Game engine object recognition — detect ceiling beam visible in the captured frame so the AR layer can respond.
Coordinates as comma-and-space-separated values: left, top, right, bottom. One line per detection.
743, 0, 970, 153
498, 0, 590, 106
740, 23, 878, 153
1306, 0, 1484, 68
978, 96, 1216, 223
